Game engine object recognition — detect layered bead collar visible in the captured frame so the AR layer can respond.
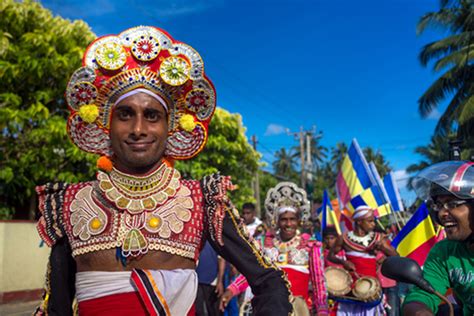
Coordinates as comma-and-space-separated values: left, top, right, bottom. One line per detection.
97, 163, 181, 214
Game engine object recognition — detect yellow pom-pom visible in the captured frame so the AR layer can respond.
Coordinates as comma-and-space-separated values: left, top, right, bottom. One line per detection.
79, 104, 99, 123
179, 114, 196, 132
97, 156, 113, 172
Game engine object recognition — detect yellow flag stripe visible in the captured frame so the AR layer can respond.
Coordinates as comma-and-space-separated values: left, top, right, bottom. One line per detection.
396, 217, 436, 256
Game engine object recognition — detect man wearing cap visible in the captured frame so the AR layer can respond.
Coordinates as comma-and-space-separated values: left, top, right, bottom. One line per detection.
403, 161, 474, 316
328, 205, 398, 314
34, 26, 291, 316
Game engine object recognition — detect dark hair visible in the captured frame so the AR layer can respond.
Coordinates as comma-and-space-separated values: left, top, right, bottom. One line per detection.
322, 226, 338, 237
242, 202, 256, 212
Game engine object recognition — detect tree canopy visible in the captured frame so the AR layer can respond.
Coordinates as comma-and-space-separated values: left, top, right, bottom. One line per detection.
175, 108, 260, 210
0, 0, 96, 219
417, 0, 474, 148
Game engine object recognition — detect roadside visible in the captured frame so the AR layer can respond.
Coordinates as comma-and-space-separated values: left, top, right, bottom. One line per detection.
0, 300, 39, 316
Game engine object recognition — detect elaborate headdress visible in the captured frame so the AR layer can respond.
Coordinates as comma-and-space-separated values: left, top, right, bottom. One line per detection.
66, 26, 216, 160
264, 182, 311, 228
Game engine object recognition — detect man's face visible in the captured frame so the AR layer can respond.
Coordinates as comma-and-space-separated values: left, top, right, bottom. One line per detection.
436, 195, 472, 241
110, 92, 168, 174
278, 211, 298, 241
242, 208, 255, 225
324, 234, 337, 248
357, 214, 376, 234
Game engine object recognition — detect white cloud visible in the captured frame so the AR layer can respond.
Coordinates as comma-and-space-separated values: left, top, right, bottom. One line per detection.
392, 169, 417, 205
392, 169, 409, 187
264, 124, 286, 136
426, 108, 441, 120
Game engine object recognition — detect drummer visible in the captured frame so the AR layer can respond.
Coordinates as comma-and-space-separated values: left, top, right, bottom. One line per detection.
328, 205, 398, 278
219, 182, 329, 315
328, 205, 398, 315
322, 226, 346, 269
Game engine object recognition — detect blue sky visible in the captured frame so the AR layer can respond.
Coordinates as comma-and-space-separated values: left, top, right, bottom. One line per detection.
41, 0, 448, 203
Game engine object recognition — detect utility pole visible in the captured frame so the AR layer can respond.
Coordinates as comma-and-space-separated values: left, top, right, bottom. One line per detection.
287, 126, 317, 191
251, 135, 261, 218
299, 127, 306, 189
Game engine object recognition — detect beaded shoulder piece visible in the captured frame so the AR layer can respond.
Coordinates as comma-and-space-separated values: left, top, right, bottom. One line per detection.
200, 173, 236, 246
343, 231, 382, 252
36, 164, 207, 261
36, 182, 70, 247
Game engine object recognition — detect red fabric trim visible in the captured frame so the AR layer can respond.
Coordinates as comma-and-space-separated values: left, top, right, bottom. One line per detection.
282, 267, 310, 299
187, 303, 195, 316
345, 254, 377, 278
78, 292, 148, 316
130, 270, 159, 316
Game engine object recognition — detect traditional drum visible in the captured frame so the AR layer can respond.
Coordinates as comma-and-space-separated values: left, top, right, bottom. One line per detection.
324, 267, 352, 296
352, 276, 382, 302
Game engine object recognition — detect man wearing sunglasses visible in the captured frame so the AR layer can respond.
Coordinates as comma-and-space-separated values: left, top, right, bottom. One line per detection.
403, 161, 474, 316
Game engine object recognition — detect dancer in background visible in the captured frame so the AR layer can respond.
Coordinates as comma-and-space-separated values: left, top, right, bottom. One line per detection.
220, 182, 328, 315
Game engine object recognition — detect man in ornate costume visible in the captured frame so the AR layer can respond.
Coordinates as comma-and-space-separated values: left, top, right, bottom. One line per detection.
34, 26, 292, 316
327, 205, 398, 315
219, 182, 329, 315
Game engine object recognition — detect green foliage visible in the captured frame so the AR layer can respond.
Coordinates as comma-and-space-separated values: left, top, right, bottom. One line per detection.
258, 170, 279, 218
291, 131, 328, 171
417, 0, 474, 142
0, 0, 96, 219
406, 134, 453, 189
175, 108, 260, 210
272, 148, 299, 182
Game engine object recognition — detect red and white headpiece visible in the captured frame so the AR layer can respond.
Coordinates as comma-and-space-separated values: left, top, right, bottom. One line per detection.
352, 205, 374, 220
66, 26, 216, 160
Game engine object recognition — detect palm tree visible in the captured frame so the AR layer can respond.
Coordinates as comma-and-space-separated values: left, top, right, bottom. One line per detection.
417, 0, 474, 140
330, 142, 348, 172
406, 135, 452, 189
272, 148, 298, 181
363, 147, 391, 177
292, 131, 328, 171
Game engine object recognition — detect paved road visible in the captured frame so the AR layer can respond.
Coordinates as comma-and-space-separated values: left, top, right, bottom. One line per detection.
0, 301, 39, 316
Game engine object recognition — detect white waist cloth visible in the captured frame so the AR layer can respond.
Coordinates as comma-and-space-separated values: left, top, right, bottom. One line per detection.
76, 269, 197, 315
345, 251, 376, 259
280, 264, 309, 274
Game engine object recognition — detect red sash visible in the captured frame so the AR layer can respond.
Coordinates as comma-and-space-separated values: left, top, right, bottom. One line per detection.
282, 267, 310, 300
78, 292, 148, 316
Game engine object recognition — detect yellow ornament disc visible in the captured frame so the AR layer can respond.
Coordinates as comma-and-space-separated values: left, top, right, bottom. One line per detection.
148, 216, 161, 228
159, 56, 190, 86
95, 41, 127, 70
89, 218, 102, 230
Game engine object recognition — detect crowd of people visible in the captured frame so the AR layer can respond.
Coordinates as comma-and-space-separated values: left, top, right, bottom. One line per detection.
32, 24, 473, 316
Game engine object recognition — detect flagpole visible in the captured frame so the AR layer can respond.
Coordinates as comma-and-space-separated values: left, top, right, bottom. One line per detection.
376, 218, 385, 231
